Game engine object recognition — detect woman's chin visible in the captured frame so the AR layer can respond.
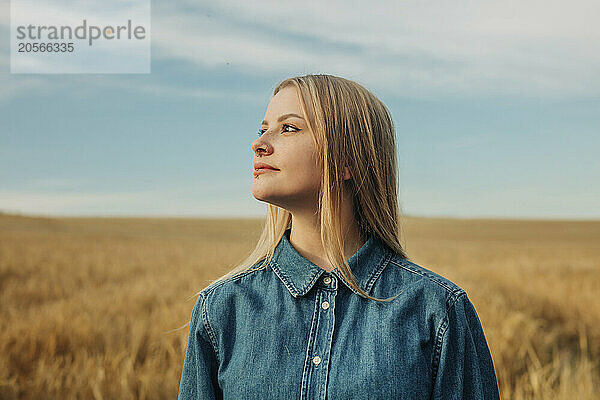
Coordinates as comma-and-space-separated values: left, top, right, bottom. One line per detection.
251, 188, 273, 202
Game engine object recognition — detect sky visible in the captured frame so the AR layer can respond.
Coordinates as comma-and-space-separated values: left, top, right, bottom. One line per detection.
1, 0, 599, 220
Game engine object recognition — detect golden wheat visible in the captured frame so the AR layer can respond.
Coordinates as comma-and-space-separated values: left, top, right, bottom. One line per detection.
0, 213, 598, 399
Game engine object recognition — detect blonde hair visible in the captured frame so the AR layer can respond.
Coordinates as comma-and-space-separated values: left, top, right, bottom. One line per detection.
199, 74, 408, 302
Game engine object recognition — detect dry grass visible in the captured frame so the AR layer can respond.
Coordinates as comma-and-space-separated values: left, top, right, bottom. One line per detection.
0, 213, 598, 399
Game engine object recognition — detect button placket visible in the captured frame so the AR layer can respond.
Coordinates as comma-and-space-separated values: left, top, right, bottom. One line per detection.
300, 286, 337, 400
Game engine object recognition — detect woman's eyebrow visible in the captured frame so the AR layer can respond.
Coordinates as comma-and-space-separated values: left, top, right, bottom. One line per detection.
261, 113, 304, 125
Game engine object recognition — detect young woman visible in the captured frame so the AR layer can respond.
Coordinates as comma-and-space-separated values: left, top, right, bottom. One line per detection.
178, 74, 500, 399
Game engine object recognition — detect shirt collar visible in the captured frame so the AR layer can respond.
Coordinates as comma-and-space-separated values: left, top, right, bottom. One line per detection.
270, 228, 392, 298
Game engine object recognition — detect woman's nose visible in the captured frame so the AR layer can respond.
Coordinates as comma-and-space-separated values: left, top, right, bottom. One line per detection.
251, 136, 272, 155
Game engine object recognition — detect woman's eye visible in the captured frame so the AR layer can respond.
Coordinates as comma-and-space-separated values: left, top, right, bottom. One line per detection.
257, 124, 299, 137
282, 124, 299, 133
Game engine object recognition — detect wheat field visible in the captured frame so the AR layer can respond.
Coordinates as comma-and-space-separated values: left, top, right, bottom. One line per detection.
0, 213, 598, 399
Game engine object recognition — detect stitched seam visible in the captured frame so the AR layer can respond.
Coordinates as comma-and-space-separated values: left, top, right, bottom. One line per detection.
431, 292, 466, 389
365, 250, 392, 293
300, 288, 321, 399
198, 263, 271, 367
389, 259, 425, 277
201, 290, 220, 365
389, 259, 463, 296
202, 265, 266, 297
303, 271, 322, 295
271, 260, 300, 297
272, 259, 322, 296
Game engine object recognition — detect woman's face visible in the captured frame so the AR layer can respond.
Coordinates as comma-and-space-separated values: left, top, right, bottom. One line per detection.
250, 86, 322, 213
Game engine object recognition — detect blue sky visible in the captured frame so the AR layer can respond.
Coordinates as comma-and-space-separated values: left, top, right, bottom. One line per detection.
1, 0, 599, 219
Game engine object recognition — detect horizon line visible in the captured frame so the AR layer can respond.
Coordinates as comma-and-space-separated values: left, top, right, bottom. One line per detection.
1, 210, 598, 223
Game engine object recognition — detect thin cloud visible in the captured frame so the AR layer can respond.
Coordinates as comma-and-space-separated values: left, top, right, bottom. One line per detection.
0, 190, 148, 213
0, 188, 265, 217
25, 178, 81, 190
2, 0, 599, 100
151, 0, 600, 98
116, 80, 267, 103
404, 184, 600, 220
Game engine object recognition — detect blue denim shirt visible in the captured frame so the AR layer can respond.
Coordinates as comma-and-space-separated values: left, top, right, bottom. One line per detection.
179, 229, 500, 399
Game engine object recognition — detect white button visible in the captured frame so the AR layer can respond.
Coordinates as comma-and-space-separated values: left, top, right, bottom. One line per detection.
312, 355, 321, 365
323, 277, 331, 284
321, 301, 330, 310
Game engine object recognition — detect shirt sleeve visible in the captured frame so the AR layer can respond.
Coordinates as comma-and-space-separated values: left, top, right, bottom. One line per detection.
178, 292, 222, 400
431, 292, 500, 400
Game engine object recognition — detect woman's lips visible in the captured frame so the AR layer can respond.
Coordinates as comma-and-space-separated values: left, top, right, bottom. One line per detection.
253, 168, 279, 176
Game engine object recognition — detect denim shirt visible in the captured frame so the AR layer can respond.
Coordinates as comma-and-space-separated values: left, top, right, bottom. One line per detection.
178, 229, 500, 399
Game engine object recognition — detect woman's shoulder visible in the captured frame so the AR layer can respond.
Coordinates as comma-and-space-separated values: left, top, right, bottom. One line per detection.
384, 254, 467, 306
188, 261, 271, 320
198, 260, 270, 297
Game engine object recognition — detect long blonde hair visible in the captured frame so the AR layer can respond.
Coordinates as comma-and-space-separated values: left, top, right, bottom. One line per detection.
198, 74, 409, 302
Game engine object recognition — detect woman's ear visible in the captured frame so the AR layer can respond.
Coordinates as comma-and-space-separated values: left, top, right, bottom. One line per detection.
342, 166, 352, 181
